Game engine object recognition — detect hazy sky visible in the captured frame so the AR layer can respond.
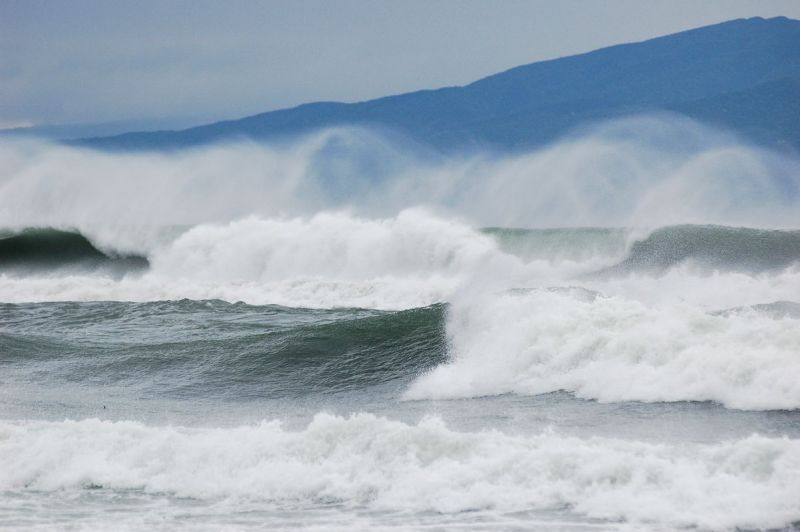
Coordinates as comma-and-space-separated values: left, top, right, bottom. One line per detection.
2, 0, 799, 129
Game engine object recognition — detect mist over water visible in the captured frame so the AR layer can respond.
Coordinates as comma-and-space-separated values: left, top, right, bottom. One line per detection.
2, 116, 800, 530
1, 115, 798, 238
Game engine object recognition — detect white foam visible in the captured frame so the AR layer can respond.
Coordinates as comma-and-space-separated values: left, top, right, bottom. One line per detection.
3, 118, 800, 238
406, 287, 800, 410
0, 272, 464, 310
0, 210, 529, 309
2, 212, 799, 410
585, 265, 800, 311
1, 414, 798, 530
150, 210, 507, 282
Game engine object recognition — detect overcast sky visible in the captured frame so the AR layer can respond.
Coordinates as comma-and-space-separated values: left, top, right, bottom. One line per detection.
2, 0, 799, 130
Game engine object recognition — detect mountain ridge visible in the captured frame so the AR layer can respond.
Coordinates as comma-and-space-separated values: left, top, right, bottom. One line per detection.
75, 16, 800, 152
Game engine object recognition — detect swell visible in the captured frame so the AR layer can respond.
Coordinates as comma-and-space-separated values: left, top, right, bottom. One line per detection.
3, 222, 799, 285
0, 228, 148, 272
481, 226, 628, 264
5, 293, 799, 410
599, 224, 800, 275
0, 300, 447, 398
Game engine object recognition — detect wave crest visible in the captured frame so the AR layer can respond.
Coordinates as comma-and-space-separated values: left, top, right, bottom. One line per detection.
407, 288, 800, 410
0, 228, 147, 272
603, 224, 800, 274
150, 210, 506, 283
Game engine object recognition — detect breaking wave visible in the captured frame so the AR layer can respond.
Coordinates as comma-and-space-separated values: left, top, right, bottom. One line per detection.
2, 218, 799, 284
407, 288, 800, 410
1, 212, 799, 410
5, 292, 800, 410
4, 117, 800, 531
2, 414, 799, 531
0, 228, 147, 272
1, 301, 446, 398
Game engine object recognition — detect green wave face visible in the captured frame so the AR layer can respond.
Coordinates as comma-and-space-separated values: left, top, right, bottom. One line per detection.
609, 225, 800, 274
484, 224, 800, 274
0, 301, 447, 399
0, 228, 148, 272
3, 224, 799, 279
482, 227, 630, 263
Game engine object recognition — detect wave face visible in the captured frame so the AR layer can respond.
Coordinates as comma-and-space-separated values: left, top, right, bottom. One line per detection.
2, 128, 800, 530
0, 228, 147, 273
2, 415, 799, 531
5, 294, 800, 412
603, 224, 800, 274
482, 226, 629, 264
3, 221, 799, 290
2, 213, 800, 411
0, 211, 519, 309
1, 300, 446, 399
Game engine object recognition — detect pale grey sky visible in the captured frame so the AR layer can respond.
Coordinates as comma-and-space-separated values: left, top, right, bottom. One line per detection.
1, 0, 799, 129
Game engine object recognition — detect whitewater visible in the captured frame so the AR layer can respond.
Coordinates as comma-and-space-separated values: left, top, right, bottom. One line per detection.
1, 120, 800, 530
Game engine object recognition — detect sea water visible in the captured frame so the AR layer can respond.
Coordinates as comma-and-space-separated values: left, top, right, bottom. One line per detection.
1, 212, 799, 530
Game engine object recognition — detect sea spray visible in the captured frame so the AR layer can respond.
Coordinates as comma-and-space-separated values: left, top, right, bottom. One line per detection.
2, 117, 799, 232
3, 117, 800, 530
406, 287, 800, 410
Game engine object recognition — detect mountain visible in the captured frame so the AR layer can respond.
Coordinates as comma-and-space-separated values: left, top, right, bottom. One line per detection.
0, 118, 202, 142
77, 16, 800, 152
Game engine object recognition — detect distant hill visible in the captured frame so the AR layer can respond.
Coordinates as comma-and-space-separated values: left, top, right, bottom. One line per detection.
0, 118, 201, 142
77, 16, 800, 152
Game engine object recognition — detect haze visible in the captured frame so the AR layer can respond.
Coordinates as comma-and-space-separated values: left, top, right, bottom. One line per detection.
2, 0, 800, 130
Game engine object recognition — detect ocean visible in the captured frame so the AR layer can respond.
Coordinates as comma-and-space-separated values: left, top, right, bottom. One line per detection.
1, 213, 799, 530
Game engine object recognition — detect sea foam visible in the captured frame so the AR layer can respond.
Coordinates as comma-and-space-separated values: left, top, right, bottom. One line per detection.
2, 211, 800, 411
406, 287, 800, 410
2, 415, 799, 530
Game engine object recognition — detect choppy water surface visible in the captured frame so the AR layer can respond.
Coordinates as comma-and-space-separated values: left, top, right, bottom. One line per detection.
2, 217, 800, 531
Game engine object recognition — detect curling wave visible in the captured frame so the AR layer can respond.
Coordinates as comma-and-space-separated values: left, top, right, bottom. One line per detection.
0, 228, 147, 273
0, 211, 518, 308
3, 219, 800, 288
2, 213, 800, 411
1, 301, 446, 398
